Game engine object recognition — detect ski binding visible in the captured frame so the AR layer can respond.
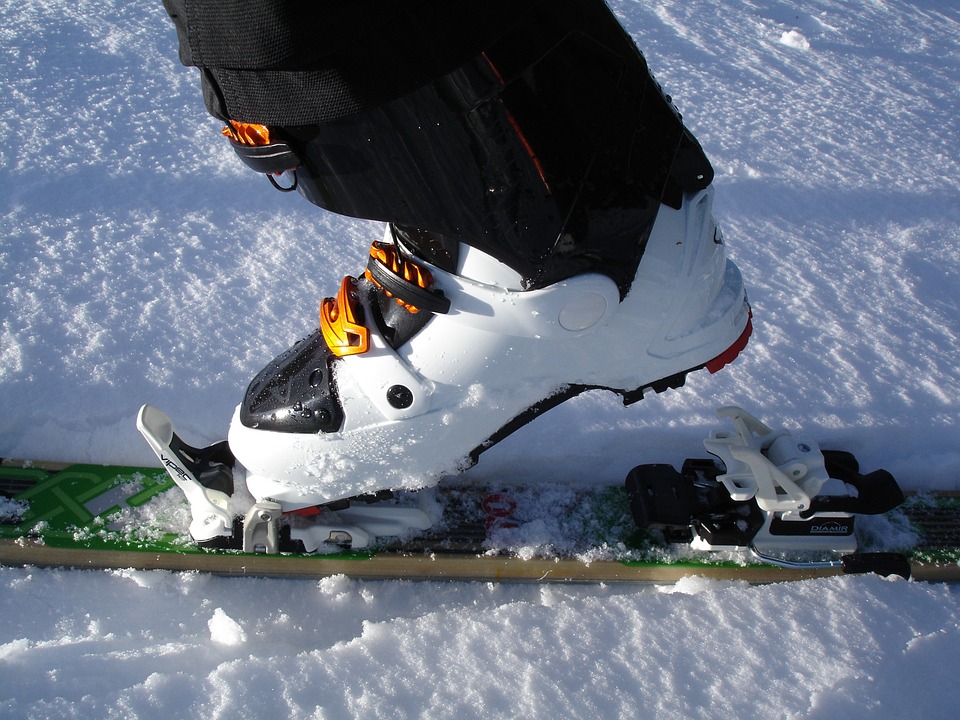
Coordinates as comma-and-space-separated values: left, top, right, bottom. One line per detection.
136, 405, 431, 553
138, 403, 907, 575
625, 406, 907, 574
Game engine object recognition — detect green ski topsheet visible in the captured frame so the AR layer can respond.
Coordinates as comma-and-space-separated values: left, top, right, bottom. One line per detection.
0, 462, 189, 554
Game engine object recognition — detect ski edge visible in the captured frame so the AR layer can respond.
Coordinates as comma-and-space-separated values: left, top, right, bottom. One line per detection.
1, 539, 956, 584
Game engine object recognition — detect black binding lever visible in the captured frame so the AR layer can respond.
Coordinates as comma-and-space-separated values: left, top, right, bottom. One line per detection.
841, 552, 912, 580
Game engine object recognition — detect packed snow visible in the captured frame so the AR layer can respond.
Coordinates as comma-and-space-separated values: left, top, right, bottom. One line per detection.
2, 0, 959, 717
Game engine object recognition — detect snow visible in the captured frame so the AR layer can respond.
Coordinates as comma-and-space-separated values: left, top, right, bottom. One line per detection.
1, 0, 959, 716
1, 570, 959, 718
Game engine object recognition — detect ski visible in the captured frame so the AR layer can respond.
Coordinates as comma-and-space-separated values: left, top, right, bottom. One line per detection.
1, 455, 957, 583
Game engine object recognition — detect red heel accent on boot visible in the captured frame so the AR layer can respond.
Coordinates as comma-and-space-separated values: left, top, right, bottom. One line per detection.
705, 312, 753, 374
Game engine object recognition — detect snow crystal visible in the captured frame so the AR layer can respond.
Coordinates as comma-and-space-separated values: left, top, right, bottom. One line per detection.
208, 608, 247, 646
779, 29, 812, 50
0, 496, 27, 522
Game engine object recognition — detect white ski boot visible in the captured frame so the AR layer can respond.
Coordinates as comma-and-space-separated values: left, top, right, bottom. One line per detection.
231, 190, 751, 511
138, 190, 750, 552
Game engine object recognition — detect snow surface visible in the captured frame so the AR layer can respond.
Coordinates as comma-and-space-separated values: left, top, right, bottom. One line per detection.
1, 0, 959, 716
